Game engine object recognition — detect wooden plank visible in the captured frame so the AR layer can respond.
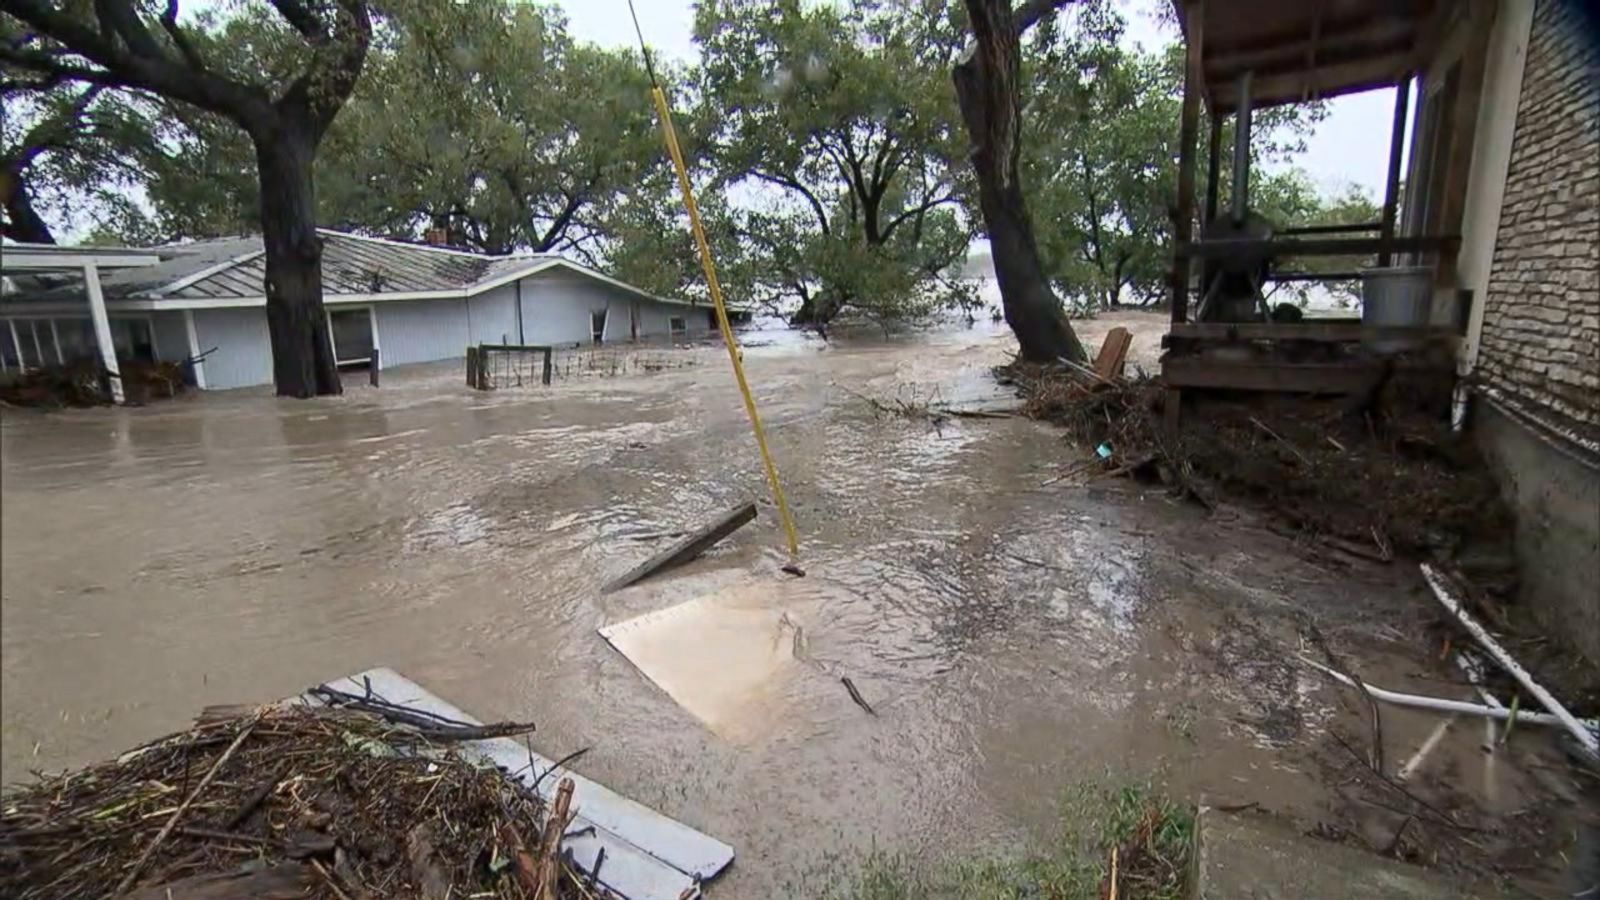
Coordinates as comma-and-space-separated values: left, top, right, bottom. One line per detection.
1160, 355, 1386, 394
1280, 222, 1382, 236
1167, 322, 1441, 342
1093, 327, 1134, 379
603, 502, 758, 594
1183, 234, 1459, 259
317, 669, 732, 900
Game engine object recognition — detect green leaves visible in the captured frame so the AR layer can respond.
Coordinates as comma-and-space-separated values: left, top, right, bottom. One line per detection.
694, 0, 974, 325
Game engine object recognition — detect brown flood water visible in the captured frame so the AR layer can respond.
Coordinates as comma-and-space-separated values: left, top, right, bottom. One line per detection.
1, 312, 1585, 895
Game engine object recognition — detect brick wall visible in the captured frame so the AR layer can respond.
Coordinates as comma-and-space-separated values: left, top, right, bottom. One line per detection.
1477, 0, 1600, 443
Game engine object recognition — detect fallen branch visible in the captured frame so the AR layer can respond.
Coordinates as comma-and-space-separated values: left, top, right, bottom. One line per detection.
1421, 564, 1598, 758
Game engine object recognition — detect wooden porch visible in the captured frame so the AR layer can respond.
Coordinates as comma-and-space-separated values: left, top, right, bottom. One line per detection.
1160, 0, 1498, 413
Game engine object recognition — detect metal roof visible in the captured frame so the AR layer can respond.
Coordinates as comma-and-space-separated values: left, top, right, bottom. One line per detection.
1, 230, 703, 308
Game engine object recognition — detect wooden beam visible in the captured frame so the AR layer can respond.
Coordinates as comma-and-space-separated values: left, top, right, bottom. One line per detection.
1280, 221, 1383, 236
602, 502, 758, 593
1167, 322, 1445, 342
1161, 356, 1388, 394
1183, 234, 1459, 259
1171, 0, 1204, 324
1379, 81, 1411, 266
1205, 16, 1417, 78
1210, 58, 1410, 111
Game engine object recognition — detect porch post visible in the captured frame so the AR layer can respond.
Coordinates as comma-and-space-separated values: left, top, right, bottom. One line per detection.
83, 262, 124, 403
1379, 78, 1411, 267
183, 309, 207, 389
1171, 0, 1204, 323
9, 319, 23, 370
1204, 113, 1223, 224
50, 319, 64, 364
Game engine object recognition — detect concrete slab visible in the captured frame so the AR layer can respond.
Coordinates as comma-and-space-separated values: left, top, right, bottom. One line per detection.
1192, 806, 1488, 899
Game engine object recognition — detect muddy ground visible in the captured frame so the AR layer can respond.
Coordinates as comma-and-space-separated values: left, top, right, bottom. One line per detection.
1, 311, 1589, 896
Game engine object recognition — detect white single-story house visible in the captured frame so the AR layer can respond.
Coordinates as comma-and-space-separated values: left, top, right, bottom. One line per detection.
0, 230, 724, 391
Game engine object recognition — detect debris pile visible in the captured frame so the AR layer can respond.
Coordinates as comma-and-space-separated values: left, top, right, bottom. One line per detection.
0, 697, 594, 900
1002, 361, 1511, 560
0, 360, 189, 408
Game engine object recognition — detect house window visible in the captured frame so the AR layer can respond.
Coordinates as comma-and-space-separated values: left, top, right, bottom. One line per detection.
591, 309, 608, 345
669, 316, 687, 340
111, 318, 155, 363
328, 308, 375, 366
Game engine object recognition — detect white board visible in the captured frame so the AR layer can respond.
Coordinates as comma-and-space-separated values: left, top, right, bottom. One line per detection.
598, 584, 809, 741
313, 668, 733, 900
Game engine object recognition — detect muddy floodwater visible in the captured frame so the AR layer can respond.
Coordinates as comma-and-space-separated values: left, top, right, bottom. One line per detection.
2, 312, 1586, 895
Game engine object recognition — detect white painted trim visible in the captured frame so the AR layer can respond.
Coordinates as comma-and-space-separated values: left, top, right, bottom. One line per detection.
84, 262, 124, 404
0, 250, 164, 271
49, 318, 63, 364
183, 309, 207, 389
8, 319, 22, 370
368, 305, 381, 369
1457, 0, 1535, 374
326, 303, 377, 366
28, 319, 44, 366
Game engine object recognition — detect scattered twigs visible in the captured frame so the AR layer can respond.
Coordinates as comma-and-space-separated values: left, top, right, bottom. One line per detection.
1249, 415, 1310, 465
1306, 628, 1384, 774
1328, 731, 1471, 832
1, 704, 574, 900
114, 716, 260, 895
530, 746, 592, 794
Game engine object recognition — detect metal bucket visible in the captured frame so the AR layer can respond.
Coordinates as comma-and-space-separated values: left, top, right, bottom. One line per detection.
1361, 266, 1433, 353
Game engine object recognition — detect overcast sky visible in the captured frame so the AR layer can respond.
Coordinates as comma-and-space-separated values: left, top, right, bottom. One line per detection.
558, 0, 1403, 199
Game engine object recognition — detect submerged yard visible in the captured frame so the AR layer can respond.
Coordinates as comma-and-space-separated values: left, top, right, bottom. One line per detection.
1, 314, 1589, 897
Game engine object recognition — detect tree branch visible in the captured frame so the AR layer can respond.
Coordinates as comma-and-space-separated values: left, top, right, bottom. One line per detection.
1013, 0, 1075, 35
3, 0, 274, 131
749, 168, 831, 237
159, 0, 208, 73
880, 193, 960, 242
266, 0, 331, 45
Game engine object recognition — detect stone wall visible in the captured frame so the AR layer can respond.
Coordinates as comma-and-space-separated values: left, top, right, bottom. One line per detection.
1477, 0, 1600, 443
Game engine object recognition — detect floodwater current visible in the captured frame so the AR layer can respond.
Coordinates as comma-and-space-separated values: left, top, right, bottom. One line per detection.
1, 314, 1585, 895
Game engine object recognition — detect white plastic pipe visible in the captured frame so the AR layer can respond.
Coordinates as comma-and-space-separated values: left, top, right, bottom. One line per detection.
1421, 563, 1599, 759
1299, 656, 1599, 731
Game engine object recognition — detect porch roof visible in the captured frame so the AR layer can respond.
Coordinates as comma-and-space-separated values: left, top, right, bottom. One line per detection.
1172, 0, 1439, 110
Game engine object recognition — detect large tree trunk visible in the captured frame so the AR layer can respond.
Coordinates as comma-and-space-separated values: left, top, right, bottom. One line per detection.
0, 167, 57, 244
255, 127, 341, 398
954, 0, 1086, 364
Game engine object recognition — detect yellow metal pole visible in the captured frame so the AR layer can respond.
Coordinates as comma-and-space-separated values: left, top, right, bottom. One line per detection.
649, 86, 800, 557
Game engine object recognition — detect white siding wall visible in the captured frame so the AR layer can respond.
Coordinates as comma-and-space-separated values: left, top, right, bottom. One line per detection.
191, 308, 273, 390
517, 271, 709, 345
375, 298, 470, 367
466, 284, 521, 346
518, 272, 602, 346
